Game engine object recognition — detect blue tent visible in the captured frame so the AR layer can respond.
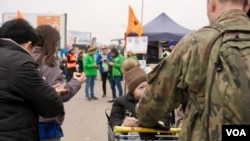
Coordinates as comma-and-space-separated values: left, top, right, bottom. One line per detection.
142, 13, 192, 41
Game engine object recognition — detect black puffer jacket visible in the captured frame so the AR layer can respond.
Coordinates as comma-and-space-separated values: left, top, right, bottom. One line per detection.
0, 39, 64, 141
109, 93, 173, 129
109, 93, 138, 128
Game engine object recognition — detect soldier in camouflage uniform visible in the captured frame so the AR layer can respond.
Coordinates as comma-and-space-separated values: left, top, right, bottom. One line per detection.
135, 0, 250, 141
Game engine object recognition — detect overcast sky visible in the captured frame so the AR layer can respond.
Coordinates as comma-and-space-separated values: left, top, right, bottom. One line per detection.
0, 0, 208, 45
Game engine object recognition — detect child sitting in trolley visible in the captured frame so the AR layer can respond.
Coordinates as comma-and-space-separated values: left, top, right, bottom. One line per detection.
109, 58, 171, 140
109, 58, 144, 129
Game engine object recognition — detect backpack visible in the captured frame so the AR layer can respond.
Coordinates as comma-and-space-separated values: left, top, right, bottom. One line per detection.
196, 24, 250, 140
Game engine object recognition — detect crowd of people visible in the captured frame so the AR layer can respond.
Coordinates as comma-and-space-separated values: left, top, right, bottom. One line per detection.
62, 45, 140, 103
1, 0, 250, 141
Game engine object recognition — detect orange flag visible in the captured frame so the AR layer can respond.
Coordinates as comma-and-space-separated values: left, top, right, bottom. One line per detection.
126, 6, 143, 36
17, 10, 24, 19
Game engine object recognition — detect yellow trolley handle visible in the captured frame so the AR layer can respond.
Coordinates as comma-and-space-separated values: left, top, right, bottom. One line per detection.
113, 126, 181, 134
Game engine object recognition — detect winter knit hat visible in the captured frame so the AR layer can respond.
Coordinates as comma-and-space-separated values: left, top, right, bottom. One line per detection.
168, 40, 176, 46
122, 58, 146, 93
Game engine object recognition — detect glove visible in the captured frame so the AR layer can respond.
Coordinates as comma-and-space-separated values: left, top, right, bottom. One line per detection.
152, 121, 170, 131
139, 121, 170, 140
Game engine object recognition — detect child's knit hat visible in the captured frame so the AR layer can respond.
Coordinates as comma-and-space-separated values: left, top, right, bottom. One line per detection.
122, 58, 147, 93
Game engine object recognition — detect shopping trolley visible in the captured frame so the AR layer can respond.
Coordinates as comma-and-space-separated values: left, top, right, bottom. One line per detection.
105, 109, 181, 141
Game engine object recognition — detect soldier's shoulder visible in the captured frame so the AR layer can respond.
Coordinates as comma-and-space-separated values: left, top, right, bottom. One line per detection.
177, 26, 219, 51
184, 26, 219, 40
198, 26, 221, 38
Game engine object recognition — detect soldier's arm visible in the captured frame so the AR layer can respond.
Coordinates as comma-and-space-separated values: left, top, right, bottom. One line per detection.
135, 35, 193, 127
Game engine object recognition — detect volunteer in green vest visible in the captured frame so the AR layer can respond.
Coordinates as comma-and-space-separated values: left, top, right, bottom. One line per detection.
126, 50, 138, 60
107, 48, 124, 102
83, 46, 99, 101
162, 41, 176, 58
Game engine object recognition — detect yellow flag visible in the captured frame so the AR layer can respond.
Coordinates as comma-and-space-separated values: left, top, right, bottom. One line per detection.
126, 6, 143, 36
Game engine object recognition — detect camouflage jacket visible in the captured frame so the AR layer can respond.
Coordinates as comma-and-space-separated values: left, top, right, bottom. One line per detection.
135, 10, 250, 141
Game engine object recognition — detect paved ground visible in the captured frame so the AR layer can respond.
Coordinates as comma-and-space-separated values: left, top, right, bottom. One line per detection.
61, 75, 125, 141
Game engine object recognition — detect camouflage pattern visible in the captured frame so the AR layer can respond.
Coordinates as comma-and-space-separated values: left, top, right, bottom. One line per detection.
135, 9, 250, 141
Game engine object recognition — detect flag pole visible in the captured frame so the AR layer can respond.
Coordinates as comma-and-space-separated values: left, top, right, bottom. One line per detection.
141, 0, 144, 25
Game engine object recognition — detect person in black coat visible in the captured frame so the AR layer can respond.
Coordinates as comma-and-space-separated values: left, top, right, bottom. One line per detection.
0, 19, 64, 141
77, 48, 85, 73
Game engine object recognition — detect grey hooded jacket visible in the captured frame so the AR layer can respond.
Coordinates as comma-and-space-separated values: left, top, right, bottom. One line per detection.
32, 46, 82, 125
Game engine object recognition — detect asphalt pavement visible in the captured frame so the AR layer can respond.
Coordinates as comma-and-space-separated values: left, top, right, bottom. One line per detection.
61, 74, 125, 141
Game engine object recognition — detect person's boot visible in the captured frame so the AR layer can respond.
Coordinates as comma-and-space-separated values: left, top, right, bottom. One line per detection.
86, 97, 91, 101
107, 98, 115, 103
91, 96, 98, 100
